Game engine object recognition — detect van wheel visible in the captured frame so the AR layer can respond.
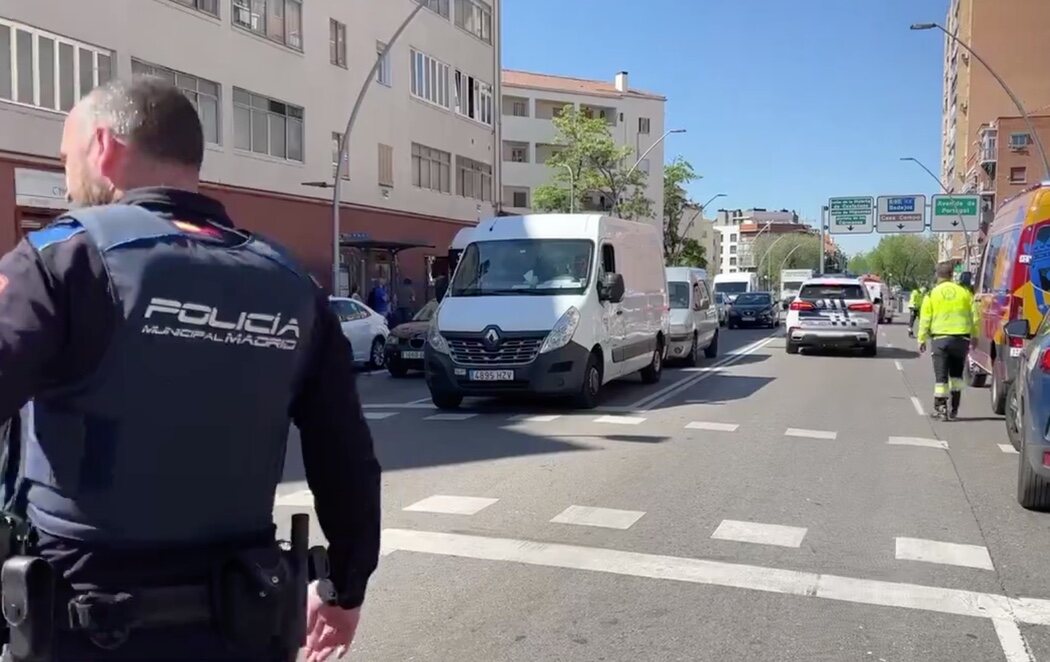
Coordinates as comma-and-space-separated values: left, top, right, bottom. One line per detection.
1018, 428, 1050, 510
991, 360, 1007, 415
686, 335, 702, 367
966, 358, 987, 387
431, 389, 463, 410
640, 340, 663, 384
786, 341, 799, 355
704, 330, 719, 359
1006, 381, 1023, 451
575, 354, 602, 409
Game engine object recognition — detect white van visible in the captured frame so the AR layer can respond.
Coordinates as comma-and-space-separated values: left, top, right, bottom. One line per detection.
665, 267, 719, 365
425, 214, 668, 409
713, 272, 758, 303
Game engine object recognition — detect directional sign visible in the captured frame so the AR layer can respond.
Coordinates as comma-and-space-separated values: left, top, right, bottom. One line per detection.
930, 194, 981, 233
876, 195, 926, 233
828, 196, 874, 234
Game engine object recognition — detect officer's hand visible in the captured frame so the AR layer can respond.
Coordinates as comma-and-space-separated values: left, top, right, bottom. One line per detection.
304, 581, 361, 662
919, 342, 927, 354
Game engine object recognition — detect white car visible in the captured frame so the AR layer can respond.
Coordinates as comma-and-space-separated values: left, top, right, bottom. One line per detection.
785, 277, 878, 356
329, 297, 390, 368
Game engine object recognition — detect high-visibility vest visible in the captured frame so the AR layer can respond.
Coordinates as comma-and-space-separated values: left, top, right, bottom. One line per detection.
909, 289, 924, 309
917, 281, 974, 342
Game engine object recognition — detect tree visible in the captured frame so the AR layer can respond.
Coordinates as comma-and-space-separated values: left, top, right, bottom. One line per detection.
862, 235, 939, 289
752, 234, 822, 288
532, 106, 653, 220
662, 157, 705, 266
848, 251, 871, 275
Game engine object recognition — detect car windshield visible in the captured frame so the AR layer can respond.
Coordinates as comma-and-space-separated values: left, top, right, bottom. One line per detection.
782, 281, 804, 291
450, 239, 593, 296
668, 282, 690, 309
413, 299, 438, 322
734, 293, 770, 305
715, 282, 748, 295
799, 284, 867, 300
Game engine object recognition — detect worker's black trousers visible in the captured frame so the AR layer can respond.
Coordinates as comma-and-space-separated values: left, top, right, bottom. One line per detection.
932, 336, 970, 397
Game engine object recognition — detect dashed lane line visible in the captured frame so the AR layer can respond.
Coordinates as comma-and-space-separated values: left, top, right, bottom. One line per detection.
993, 617, 1036, 662
593, 415, 646, 425
403, 495, 498, 516
711, 520, 807, 548
895, 537, 994, 571
999, 444, 1019, 455
685, 421, 740, 432
364, 412, 399, 420
424, 413, 478, 421
784, 428, 838, 441
888, 436, 948, 450
911, 397, 926, 417
550, 505, 645, 530
894, 360, 903, 371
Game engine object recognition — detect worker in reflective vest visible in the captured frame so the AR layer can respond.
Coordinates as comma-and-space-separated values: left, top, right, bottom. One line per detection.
917, 263, 977, 420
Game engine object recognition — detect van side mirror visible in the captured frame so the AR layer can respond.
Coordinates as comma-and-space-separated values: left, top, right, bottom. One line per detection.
599, 272, 625, 303
1005, 318, 1030, 340
873, 297, 883, 305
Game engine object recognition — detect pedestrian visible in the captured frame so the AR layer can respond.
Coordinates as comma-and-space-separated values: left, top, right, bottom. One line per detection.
0, 78, 379, 660
367, 277, 390, 317
907, 285, 927, 337
395, 276, 417, 325
917, 262, 977, 421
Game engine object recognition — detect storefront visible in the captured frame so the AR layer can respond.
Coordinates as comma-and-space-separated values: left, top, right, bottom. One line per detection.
0, 158, 69, 250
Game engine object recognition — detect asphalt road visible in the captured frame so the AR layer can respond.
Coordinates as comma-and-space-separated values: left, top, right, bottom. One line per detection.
275, 322, 1050, 661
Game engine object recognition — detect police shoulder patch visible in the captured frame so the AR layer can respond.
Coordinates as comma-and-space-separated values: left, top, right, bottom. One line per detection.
26, 219, 85, 252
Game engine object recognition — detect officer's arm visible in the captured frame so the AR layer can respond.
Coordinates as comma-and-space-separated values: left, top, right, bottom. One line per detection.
290, 292, 381, 610
917, 294, 933, 343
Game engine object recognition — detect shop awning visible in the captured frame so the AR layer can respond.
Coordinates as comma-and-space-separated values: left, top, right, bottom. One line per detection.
339, 237, 434, 253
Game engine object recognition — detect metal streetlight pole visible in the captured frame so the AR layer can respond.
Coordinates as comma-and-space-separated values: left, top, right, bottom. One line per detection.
911, 23, 1050, 178
616, 128, 686, 216
326, 0, 426, 293
777, 243, 805, 274
560, 163, 575, 213
899, 155, 972, 265
680, 193, 726, 236
755, 232, 792, 288
819, 206, 828, 274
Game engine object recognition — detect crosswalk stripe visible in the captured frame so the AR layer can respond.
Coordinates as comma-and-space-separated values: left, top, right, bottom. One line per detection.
593, 415, 646, 426
686, 421, 739, 432
364, 412, 398, 420
550, 505, 645, 530
424, 413, 478, 421
403, 495, 498, 515
274, 489, 313, 508
999, 444, 1020, 455
888, 437, 948, 450
785, 428, 837, 440
509, 414, 561, 423
895, 537, 994, 571
711, 520, 807, 548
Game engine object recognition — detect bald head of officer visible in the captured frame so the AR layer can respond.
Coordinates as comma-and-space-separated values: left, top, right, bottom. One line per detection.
60, 78, 204, 207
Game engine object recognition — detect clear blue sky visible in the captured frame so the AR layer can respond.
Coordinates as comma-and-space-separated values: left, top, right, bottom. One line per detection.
501, 0, 949, 255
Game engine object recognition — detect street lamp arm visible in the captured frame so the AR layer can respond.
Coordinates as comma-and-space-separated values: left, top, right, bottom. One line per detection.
331, 0, 426, 292
927, 23, 1050, 178
625, 129, 686, 180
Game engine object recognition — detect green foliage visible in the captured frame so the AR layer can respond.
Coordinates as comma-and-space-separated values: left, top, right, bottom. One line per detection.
662, 157, 703, 265
856, 235, 939, 289
848, 252, 871, 275
675, 238, 707, 268
532, 106, 654, 220
752, 234, 822, 287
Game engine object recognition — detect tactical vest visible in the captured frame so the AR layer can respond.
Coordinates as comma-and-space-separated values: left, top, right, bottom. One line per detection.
18, 205, 317, 545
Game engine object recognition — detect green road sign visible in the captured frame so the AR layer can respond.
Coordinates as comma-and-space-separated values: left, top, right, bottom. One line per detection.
827, 196, 874, 234
930, 194, 981, 233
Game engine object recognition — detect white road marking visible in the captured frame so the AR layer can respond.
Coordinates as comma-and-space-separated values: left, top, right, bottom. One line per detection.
887, 343, 894, 348
1000, 444, 1020, 455
628, 334, 778, 410
711, 520, 807, 548
403, 495, 498, 515
364, 412, 398, 420
381, 528, 1050, 629
424, 413, 478, 421
274, 489, 313, 508
894, 360, 903, 371
911, 397, 926, 416
509, 414, 561, 423
408, 397, 433, 405
550, 505, 645, 530
594, 415, 646, 425
785, 428, 838, 440
362, 403, 438, 409
993, 618, 1036, 662
895, 537, 994, 571
888, 436, 948, 450
685, 421, 740, 432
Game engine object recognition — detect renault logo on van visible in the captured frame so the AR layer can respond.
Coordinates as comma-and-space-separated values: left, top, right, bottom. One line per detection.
483, 327, 502, 348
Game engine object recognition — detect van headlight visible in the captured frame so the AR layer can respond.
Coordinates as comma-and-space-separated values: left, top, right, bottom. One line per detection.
428, 322, 450, 354
540, 307, 581, 354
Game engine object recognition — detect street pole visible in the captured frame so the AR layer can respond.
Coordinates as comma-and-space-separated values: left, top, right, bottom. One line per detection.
912, 23, 1050, 179
899, 156, 972, 266
330, 1, 426, 293
777, 243, 804, 274
819, 206, 827, 274
616, 128, 686, 217
560, 163, 575, 213
755, 233, 791, 288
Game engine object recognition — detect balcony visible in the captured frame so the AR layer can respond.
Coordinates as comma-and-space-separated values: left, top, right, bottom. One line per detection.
979, 124, 998, 176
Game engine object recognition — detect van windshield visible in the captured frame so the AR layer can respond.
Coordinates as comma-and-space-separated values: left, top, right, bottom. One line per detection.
450, 239, 594, 296
715, 282, 748, 295
668, 282, 690, 309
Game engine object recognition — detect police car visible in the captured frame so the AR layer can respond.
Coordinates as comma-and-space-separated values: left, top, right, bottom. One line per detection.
785, 276, 879, 356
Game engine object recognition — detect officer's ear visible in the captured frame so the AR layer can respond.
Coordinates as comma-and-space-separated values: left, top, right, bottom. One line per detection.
94, 126, 131, 182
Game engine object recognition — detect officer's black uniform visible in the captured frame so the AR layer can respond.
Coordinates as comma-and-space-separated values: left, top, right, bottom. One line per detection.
0, 188, 381, 660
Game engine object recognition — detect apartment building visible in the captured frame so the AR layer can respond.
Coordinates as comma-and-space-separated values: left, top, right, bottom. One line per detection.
500, 70, 666, 223
678, 203, 721, 276
971, 115, 1050, 207
938, 0, 1050, 262
713, 208, 803, 274
0, 0, 500, 294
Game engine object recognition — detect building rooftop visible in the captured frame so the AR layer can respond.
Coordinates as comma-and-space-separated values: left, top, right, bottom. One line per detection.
501, 70, 665, 101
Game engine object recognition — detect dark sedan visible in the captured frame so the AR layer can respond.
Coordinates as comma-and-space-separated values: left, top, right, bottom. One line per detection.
1004, 315, 1050, 510
727, 292, 779, 329
385, 300, 438, 377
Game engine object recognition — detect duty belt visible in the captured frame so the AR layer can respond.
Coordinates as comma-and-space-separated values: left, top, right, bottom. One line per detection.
64, 584, 212, 634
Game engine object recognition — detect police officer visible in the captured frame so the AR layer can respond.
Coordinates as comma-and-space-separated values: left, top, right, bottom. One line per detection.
917, 262, 977, 420
907, 285, 927, 337
0, 79, 379, 660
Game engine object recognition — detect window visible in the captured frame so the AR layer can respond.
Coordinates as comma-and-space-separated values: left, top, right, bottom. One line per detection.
730, 245, 737, 254
504, 96, 528, 117
410, 49, 450, 108
799, 284, 866, 300
420, 0, 449, 18
411, 143, 451, 193
173, 0, 220, 15
0, 19, 113, 112
512, 190, 528, 208
1010, 166, 1027, 184
330, 20, 346, 67
638, 117, 651, 134
729, 257, 737, 267
454, 0, 492, 43
233, 88, 304, 161
131, 60, 221, 145
601, 244, 616, 274
730, 233, 737, 242
232, 0, 302, 51
378, 143, 394, 188
456, 156, 491, 201
454, 70, 493, 125
511, 146, 527, 163
695, 282, 711, 311
331, 132, 349, 179
1010, 132, 1032, 149
376, 42, 391, 86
